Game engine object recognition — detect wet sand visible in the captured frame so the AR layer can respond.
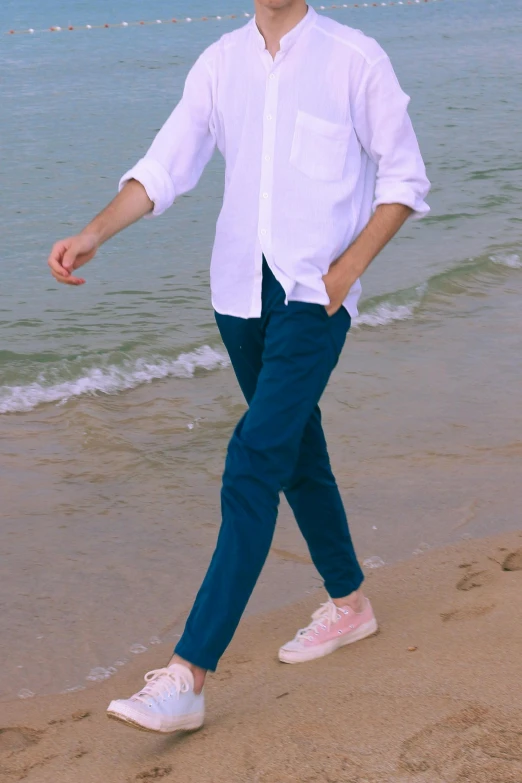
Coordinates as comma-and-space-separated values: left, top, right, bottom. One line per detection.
2, 531, 522, 782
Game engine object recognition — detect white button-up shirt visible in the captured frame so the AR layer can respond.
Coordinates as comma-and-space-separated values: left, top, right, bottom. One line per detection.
120, 6, 430, 318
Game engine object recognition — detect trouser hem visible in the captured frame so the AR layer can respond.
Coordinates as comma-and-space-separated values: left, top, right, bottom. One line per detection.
173, 642, 218, 673
325, 573, 365, 599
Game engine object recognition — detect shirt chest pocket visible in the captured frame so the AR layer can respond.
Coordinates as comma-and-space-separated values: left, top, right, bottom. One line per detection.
290, 111, 352, 182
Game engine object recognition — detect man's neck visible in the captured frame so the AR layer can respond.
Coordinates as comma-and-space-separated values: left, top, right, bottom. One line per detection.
254, 2, 308, 58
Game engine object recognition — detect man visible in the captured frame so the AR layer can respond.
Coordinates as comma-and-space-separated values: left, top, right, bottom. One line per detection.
48, 0, 429, 734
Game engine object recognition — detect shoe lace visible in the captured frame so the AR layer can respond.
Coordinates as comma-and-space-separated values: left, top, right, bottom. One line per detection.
295, 600, 345, 641
132, 665, 192, 706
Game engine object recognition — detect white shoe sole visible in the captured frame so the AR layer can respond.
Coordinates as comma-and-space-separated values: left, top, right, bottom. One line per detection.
107, 708, 205, 734
278, 618, 378, 664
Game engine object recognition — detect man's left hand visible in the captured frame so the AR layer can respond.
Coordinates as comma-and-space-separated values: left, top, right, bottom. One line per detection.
323, 204, 414, 316
322, 256, 360, 317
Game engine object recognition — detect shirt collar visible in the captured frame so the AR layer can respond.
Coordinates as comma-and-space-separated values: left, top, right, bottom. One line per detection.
252, 5, 317, 54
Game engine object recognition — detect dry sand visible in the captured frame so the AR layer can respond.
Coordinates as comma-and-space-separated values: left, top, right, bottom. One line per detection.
2, 531, 522, 783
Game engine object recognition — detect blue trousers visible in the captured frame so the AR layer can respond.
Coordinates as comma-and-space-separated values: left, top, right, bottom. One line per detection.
174, 262, 364, 671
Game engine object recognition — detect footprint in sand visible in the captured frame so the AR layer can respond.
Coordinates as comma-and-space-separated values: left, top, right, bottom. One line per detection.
398, 705, 522, 782
71, 710, 91, 722
440, 603, 496, 622
454, 549, 522, 591
456, 569, 495, 591
446, 551, 519, 619
502, 549, 522, 572
1, 714, 92, 779
0, 727, 43, 756
0, 726, 55, 783
135, 766, 173, 781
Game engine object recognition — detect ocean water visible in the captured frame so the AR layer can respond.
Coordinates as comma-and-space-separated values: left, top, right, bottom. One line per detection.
1, 0, 521, 413
1, 0, 522, 701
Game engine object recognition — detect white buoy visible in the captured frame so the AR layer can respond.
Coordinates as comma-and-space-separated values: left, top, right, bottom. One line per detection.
12, 0, 428, 41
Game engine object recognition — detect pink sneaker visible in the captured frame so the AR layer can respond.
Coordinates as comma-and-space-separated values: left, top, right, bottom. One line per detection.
278, 598, 378, 664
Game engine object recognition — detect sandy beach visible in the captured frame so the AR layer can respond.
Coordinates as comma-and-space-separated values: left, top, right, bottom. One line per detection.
2, 530, 522, 783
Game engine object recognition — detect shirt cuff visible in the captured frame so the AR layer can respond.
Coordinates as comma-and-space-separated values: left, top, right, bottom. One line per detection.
373, 184, 430, 221
118, 157, 176, 218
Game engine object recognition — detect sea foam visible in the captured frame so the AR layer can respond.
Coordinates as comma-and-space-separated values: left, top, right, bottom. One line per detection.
0, 346, 230, 414
353, 302, 416, 328
489, 253, 522, 268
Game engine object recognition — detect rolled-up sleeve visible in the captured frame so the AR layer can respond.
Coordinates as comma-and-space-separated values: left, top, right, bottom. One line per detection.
353, 55, 430, 220
119, 50, 216, 217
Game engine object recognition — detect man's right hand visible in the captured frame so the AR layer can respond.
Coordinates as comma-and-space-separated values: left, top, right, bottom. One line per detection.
47, 180, 154, 286
47, 233, 99, 286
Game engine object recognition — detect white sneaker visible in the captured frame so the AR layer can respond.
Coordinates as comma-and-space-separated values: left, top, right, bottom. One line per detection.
107, 663, 205, 734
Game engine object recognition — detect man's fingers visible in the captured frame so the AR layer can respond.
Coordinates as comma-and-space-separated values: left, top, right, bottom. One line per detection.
48, 257, 70, 277
48, 240, 71, 276
47, 237, 88, 285
325, 303, 341, 317
62, 246, 78, 271
50, 269, 85, 286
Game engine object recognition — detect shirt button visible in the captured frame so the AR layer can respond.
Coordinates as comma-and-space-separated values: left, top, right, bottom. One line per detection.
264, 155, 271, 162
261, 229, 267, 235
262, 192, 269, 199
267, 114, 273, 120
269, 73, 276, 80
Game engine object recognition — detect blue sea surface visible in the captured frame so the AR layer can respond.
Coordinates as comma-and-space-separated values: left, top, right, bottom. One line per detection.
0, 0, 521, 411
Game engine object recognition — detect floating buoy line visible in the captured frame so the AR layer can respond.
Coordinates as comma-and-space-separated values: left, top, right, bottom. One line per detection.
5, 0, 448, 36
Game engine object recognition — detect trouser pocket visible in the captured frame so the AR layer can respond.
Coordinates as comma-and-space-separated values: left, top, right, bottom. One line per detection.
326, 306, 351, 358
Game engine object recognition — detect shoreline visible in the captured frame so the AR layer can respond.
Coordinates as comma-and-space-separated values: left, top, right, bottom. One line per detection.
1, 245, 520, 417
2, 530, 522, 782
